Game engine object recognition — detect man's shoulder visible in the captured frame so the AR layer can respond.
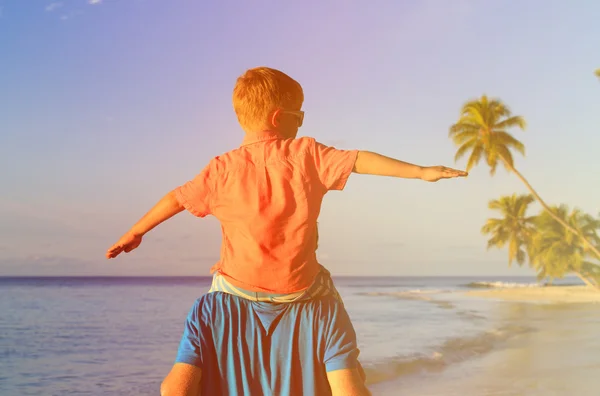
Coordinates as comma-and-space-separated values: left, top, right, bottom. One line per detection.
192, 292, 254, 316
194, 293, 343, 315
191, 294, 351, 342
194, 291, 240, 308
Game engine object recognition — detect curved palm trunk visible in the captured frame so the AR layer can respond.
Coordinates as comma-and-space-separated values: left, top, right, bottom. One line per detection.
575, 272, 596, 288
499, 155, 600, 278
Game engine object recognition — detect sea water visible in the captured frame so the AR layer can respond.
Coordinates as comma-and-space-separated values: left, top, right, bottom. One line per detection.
1, 276, 598, 395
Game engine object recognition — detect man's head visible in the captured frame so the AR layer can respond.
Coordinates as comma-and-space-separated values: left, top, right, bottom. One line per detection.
233, 67, 304, 138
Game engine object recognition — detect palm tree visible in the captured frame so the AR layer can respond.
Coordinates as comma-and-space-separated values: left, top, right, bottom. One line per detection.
449, 95, 600, 260
481, 194, 537, 267
529, 205, 600, 287
580, 261, 600, 286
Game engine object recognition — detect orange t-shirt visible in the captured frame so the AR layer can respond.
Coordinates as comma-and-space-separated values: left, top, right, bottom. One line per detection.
174, 131, 358, 293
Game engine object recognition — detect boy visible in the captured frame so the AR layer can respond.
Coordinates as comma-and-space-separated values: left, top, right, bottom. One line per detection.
106, 67, 467, 301
106, 67, 466, 394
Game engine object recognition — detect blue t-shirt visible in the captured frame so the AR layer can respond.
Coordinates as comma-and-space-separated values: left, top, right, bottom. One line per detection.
175, 292, 361, 396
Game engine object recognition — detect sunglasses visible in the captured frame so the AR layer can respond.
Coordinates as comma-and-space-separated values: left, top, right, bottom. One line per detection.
280, 110, 304, 127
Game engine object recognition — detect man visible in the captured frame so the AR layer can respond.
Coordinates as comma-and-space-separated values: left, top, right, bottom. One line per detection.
160, 292, 371, 396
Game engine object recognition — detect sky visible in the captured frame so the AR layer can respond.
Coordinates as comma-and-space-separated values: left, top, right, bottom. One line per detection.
0, 0, 599, 277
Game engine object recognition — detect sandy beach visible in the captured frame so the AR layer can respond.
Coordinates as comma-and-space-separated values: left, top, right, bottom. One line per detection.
369, 283, 600, 395
463, 285, 600, 303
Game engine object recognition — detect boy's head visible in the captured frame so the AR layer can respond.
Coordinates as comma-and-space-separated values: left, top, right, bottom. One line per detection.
233, 67, 304, 138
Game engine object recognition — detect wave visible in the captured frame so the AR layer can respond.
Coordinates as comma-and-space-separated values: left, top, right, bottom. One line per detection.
359, 290, 456, 309
361, 289, 449, 296
396, 289, 448, 294
361, 290, 458, 310
463, 281, 541, 289
342, 283, 430, 289
363, 324, 533, 386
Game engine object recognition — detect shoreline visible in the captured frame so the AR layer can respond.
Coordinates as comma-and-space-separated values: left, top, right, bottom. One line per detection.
462, 285, 600, 303
368, 285, 600, 395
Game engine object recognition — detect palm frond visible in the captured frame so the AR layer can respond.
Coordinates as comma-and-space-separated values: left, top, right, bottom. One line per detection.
494, 132, 526, 156
481, 218, 503, 234
495, 145, 515, 170
449, 122, 480, 137
463, 145, 482, 171
461, 97, 485, 113
493, 116, 527, 131
454, 139, 478, 162
456, 114, 486, 130
516, 195, 535, 217
487, 99, 511, 122
487, 232, 510, 249
460, 103, 486, 126
581, 261, 600, 275
451, 130, 478, 145
488, 199, 505, 211
486, 150, 499, 175
516, 249, 526, 266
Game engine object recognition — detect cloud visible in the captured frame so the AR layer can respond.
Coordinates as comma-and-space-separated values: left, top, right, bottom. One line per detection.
89, 0, 102, 4
45, 2, 64, 12
59, 10, 84, 21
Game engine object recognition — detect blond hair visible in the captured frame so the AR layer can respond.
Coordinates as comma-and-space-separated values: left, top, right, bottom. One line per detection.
232, 67, 304, 133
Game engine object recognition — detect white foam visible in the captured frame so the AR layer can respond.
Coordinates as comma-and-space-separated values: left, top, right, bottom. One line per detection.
402, 289, 448, 294
470, 281, 541, 289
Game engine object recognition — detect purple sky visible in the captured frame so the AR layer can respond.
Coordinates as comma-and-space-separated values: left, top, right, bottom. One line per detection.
1, 0, 599, 276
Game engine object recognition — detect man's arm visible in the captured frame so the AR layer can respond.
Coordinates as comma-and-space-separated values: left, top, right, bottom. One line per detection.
352, 151, 467, 182
162, 298, 205, 396
160, 363, 202, 396
322, 297, 371, 396
327, 368, 371, 396
106, 190, 184, 259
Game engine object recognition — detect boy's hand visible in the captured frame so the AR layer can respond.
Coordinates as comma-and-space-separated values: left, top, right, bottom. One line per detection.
106, 231, 143, 259
421, 166, 468, 182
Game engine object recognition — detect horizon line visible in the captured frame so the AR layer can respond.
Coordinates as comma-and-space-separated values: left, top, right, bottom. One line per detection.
0, 274, 543, 279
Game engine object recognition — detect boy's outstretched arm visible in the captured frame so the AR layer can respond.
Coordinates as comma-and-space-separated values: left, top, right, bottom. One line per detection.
106, 190, 184, 259
352, 151, 467, 182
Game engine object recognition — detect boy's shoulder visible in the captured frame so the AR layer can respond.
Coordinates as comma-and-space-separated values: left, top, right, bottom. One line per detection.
207, 136, 321, 169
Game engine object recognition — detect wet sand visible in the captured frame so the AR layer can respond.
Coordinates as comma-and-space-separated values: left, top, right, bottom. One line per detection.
369, 293, 600, 395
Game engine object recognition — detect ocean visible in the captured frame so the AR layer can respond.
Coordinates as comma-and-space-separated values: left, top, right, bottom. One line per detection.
1, 276, 599, 395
